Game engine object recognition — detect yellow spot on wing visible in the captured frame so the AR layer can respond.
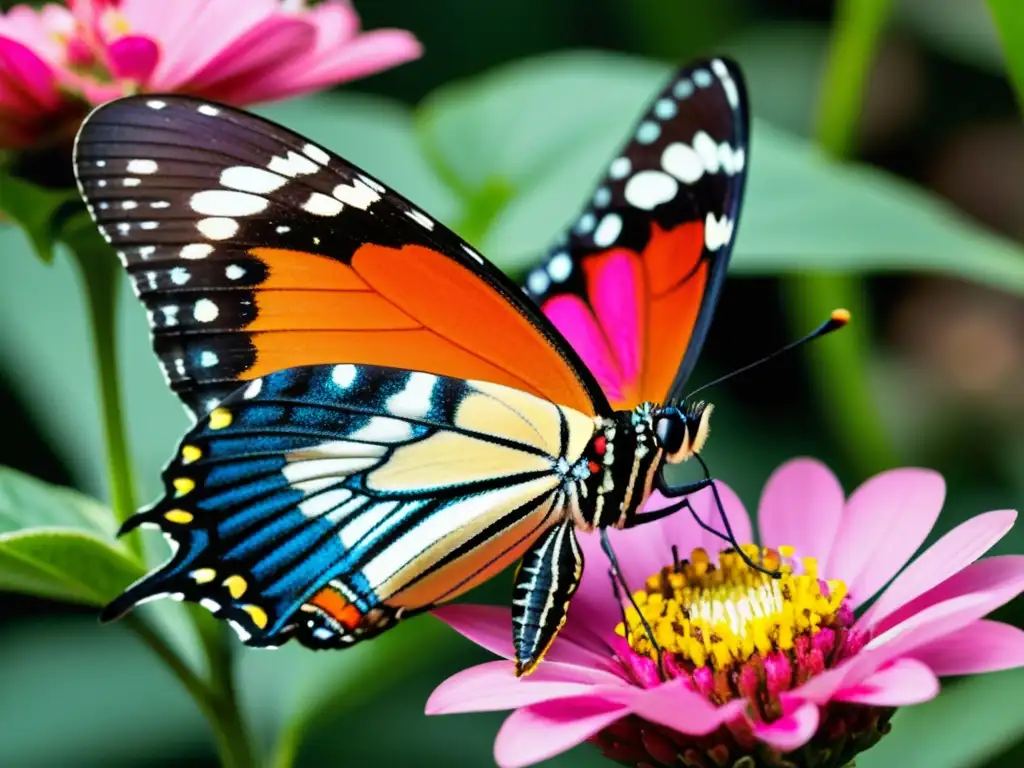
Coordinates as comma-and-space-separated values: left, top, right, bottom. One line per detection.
209, 408, 232, 430
223, 575, 248, 599
164, 509, 194, 524
242, 604, 268, 629
181, 445, 202, 464
173, 477, 195, 496
191, 568, 217, 584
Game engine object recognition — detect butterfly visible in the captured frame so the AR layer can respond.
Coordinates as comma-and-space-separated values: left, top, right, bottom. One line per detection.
73, 57, 748, 677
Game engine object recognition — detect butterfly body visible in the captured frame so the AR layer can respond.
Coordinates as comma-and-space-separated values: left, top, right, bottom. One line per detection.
74, 56, 748, 675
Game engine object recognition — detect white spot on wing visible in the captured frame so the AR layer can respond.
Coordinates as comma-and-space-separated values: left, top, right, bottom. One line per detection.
198, 104, 220, 116
635, 120, 660, 144
243, 379, 263, 399
221, 166, 288, 194
405, 209, 434, 230
197, 217, 239, 240
127, 159, 158, 174
169, 267, 190, 285
191, 190, 268, 217
225, 264, 245, 280
692, 131, 720, 174
662, 143, 704, 183
461, 244, 484, 264
146, 100, 166, 109
359, 174, 386, 193
609, 156, 631, 179
268, 151, 318, 178
123, 178, 141, 187
574, 212, 596, 234
333, 179, 380, 210
654, 98, 677, 120
624, 170, 679, 211
121, 200, 137, 210
386, 372, 438, 420
302, 192, 344, 217
593, 213, 623, 247
332, 364, 357, 388
347, 416, 412, 443
547, 252, 572, 282
704, 212, 733, 251
181, 243, 214, 259
303, 143, 331, 165
193, 298, 219, 323
200, 350, 219, 368
527, 269, 550, 295
200, 598, 222, 613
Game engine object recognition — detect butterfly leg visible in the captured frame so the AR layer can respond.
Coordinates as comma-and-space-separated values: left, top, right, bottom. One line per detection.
513, 519, 584, 677
600, 528, 664, 675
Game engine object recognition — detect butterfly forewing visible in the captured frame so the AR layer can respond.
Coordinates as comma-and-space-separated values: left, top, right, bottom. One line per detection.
73, 96, 608, 419
103, 364, 597, 648
523, 58, 749, 408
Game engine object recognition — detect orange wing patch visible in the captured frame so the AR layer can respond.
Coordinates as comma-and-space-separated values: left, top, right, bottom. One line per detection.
640, 222, 707, 403
244, 245, 598, 416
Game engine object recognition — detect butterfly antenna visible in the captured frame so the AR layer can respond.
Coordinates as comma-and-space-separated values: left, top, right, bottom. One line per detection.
687, 308, 849, 399
600, 529, 664, 673
694, 453, 781, 578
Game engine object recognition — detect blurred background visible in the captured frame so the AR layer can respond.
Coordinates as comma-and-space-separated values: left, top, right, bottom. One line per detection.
1, 0, 1023, 766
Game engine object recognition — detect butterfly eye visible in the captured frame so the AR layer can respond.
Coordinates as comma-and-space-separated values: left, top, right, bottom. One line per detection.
655, 410, 688, 462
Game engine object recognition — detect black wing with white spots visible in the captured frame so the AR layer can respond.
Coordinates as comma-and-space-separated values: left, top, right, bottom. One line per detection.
522, 58, 750, 408
73, 96, 607, 420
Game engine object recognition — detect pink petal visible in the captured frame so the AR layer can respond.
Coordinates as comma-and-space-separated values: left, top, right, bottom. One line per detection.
797, 592, 1001, 703
127, 0, 280, 89
106, 34, 159, 82
618, 676, 745, 735
861, 509, 1017, 629
872, 555, 1024, 636
494, 696, 630, 768
545, 294, 625, 403
430, 604, 615, 671
757, 458, 844, 563
426, 660, 623, 715
0, 36, 60, 111
750, 700, 819, 751
827, 468, 945, 608
910, 620, 1024, 676
229, 27, 422, 104
834, 658, 939, 706
182, 17, 315, 100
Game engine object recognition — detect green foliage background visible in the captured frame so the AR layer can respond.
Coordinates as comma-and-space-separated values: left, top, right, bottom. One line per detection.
1, 1, 1023, 767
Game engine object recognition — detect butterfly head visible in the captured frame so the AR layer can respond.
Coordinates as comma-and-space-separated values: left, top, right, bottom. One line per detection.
655, 401, 714, 464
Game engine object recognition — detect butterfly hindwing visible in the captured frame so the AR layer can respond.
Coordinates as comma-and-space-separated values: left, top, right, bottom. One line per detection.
73, 96, 608, 419
103, 364, 598, 648
523, 58, 749, 408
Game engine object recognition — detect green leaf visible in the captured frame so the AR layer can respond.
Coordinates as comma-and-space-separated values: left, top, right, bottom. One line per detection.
0, 173, 76, 263
861, 669, 1024, 768
0, 466, 143, 605
416, 50, 1024, 293
986, 0, 1024, 113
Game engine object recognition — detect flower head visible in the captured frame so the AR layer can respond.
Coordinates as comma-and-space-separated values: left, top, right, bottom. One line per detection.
427, 459, 1024, 768
0, 0, 420, 148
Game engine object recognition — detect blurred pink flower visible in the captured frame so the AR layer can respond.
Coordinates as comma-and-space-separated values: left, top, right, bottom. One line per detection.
428, 459, 1024, 768
0, 0, 420, 147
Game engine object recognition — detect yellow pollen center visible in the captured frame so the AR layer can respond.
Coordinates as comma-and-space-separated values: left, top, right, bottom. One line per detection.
616, 544, 848, 671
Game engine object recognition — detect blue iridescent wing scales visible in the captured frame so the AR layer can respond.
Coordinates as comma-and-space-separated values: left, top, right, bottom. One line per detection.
103, 364, 597, 649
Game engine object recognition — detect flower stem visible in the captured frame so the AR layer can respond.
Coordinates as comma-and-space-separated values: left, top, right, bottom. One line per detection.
789, 0, 898, 480
128, 612, 258, 768
64, 223, 141, 557
192, 607, 260, 768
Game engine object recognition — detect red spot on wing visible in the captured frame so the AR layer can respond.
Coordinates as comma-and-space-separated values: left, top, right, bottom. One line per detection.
309, 586, 363, 629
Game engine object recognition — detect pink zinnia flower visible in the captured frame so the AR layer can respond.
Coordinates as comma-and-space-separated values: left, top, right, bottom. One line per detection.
0, 0, 420, 147
427, 459, 1024, 768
